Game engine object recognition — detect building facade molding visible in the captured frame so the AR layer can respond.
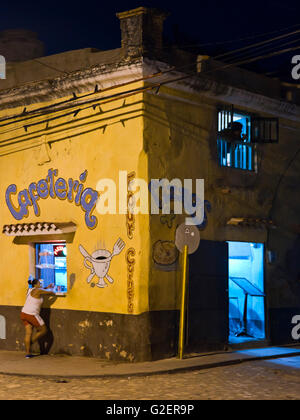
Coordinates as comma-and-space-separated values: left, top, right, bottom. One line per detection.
1, 57, 299, 124
0, 57, 143, 111
143, 59, 300, 123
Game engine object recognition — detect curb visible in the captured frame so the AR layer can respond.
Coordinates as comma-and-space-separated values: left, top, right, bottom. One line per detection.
1, 350, 300, 379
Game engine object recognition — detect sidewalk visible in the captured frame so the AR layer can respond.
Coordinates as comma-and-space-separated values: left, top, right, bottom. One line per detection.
0, 345, 300, 379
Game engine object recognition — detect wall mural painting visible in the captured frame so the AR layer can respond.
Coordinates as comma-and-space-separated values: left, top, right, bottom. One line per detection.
79, 238, 125, 288
153, 201, 212, 271
152, 240, 179, 272
198, 200, 212, 230
160, 212, 176, 229
126, 248, 136, 313
126, 171, 136, 240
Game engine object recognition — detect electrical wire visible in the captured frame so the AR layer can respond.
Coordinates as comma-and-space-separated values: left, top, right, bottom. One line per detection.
161, 23, 300, 51
224, 41, 300, 73
0, 66, 177, 126
1, 26, 299, 126
0, 43, 298, 145
222, 45, 300, 68
32, 58, 70, 75
215, 28, 300, 61
222, 37, 300, 64
0, 40, 299, 142
0, 85, 157, 142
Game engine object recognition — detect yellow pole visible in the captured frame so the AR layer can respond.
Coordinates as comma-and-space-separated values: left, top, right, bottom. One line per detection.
178, 245, 188, 359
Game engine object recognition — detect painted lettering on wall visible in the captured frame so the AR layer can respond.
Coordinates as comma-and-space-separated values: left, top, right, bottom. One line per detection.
126, 248, 135, 313
5, 169, 99, 229
126, 171, 136, 239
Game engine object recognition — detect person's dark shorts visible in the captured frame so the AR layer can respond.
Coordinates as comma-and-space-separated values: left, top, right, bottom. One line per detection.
20, 312, 45, 328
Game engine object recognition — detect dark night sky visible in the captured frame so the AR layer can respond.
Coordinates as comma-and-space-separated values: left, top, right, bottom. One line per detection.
1, 0, 300, 80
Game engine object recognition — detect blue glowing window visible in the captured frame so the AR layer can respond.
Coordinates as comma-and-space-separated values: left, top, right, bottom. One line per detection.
35, 242, 67, 293
217, 108, 254, 171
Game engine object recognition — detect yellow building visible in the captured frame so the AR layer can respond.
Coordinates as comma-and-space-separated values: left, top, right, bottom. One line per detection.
0, 8, 300, 361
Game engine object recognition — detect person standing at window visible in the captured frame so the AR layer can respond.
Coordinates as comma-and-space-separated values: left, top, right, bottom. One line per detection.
20, 279, 56, 358
220, 122, 245, 167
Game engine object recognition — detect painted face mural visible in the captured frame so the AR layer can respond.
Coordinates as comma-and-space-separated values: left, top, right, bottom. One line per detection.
79, 238, 125, 288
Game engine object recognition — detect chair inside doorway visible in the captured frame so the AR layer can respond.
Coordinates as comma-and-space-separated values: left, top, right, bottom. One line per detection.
228, 241, 265, 344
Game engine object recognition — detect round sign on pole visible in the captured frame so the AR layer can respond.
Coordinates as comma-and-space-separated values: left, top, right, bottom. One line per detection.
175, 223, 200, 255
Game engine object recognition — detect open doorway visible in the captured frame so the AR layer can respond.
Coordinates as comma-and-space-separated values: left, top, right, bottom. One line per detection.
228, 241, 265, 345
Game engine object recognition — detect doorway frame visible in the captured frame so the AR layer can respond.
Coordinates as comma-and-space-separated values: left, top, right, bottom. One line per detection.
227, 240, 269, 349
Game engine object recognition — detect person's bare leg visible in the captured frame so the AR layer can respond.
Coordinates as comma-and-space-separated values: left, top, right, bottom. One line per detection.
31, 325, 47, 344
24, 324, 33, 355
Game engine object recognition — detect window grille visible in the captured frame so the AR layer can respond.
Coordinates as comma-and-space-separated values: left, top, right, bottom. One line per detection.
251, 118, 279, 143
217, 106, 279, 171
217, 106, 253, 171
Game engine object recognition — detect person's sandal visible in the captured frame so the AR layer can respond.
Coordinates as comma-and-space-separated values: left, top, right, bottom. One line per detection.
25, 354, 34, 359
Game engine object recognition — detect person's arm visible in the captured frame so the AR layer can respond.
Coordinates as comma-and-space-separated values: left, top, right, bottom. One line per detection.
40, 287, 67, 296
37, 288, 56, 297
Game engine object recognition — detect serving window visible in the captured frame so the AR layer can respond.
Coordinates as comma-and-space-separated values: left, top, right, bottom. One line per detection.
35, 242, 67, 293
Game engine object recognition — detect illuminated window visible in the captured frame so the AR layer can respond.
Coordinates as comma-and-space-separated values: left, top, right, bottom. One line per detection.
217, 108, 253, 171
35, 242, 67, 292
217, 106, 278, 171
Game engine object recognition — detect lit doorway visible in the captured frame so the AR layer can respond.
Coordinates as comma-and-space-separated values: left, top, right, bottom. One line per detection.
228, 241, 265, 345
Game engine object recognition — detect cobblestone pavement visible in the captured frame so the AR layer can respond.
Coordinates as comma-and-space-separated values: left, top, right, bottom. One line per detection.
0, 358, 299, 400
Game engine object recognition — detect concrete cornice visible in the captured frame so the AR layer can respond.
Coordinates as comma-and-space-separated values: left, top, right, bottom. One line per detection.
143, 59, 300, 123
0, 56, 299, 124
0, 57, 143, 111
187, 75, 300, 123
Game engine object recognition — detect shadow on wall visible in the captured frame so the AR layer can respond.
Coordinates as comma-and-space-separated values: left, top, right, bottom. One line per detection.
36, 295, 58, 355
69, 273, 76, 290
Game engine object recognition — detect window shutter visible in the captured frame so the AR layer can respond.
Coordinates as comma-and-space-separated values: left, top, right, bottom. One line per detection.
251, 117, 279, 143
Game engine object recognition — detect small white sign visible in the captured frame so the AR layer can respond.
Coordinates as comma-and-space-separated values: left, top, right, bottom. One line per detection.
175, 223, 200, 255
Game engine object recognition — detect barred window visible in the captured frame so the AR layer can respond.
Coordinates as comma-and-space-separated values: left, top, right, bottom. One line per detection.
217, 106, 278, 171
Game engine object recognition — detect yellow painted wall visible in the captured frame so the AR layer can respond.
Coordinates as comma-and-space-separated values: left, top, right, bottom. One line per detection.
0, 83, 150, 315
2, 77, 299, 320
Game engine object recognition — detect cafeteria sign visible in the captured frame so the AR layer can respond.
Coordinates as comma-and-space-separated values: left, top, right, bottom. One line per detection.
5, 169, 99, 229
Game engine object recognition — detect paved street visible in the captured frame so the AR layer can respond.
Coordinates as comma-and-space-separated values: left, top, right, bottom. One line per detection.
0, 356, 299, 400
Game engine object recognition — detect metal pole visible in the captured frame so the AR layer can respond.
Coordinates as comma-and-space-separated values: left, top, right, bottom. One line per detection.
178, 245, 188, 359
